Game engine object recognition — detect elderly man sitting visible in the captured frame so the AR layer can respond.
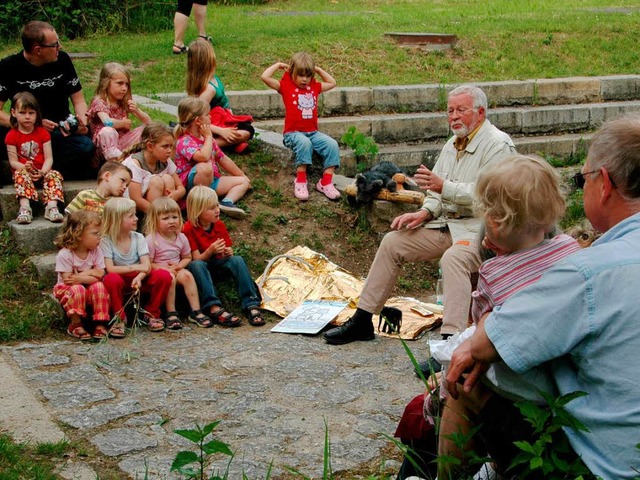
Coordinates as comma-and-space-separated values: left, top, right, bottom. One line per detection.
442, 115, 640, 479
324, 85, 515, 346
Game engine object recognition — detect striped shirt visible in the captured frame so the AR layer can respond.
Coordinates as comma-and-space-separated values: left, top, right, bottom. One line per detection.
472, 234, 581, 323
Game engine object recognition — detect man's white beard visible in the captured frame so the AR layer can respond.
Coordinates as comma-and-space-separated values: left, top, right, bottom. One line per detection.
452, 125, 470, 138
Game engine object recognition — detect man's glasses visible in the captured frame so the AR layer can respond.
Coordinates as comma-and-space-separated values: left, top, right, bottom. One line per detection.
572, 169, 616, 189
39, 41, 60, 49
447, 107, 476, 116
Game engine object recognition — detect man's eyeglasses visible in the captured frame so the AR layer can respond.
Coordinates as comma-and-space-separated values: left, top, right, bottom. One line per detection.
447, 107, 476, 116
572, 169, 616, 189
39, 41, 60, 49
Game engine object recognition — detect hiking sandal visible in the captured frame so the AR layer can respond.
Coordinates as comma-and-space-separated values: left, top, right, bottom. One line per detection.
108, 321, 126, 338
210, 307, 241, 328
187, 309, 213, 328
44, 204, 63, 223
246, 308, 266, 327
172, 44, 188, 55
145, 315, 166, 332
92, 324, 108, 339
164, 311, 183, 330
198, 34, 213, 43
67, 324, 91, 340
16, 206, 32, 224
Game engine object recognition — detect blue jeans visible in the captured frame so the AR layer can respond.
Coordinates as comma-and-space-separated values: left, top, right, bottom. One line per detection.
283, 131, 340, 170
49, 128, 96, 179
187, 257, 260, 311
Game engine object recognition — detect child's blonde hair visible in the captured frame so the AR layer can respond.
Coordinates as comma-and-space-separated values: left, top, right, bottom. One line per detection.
175, 97, 209, 139
118, 122, 174, 162
288, 52, 315, 78
54, 210, 101, 250
144, 197, 183, 236
186, 38, 216, 97
10, 92, 42, 129
102, 197, 136, 242
475, 154, 565, 236
96, 62, 132, 107
186, 185, 218, 228
97, 161, 132, 184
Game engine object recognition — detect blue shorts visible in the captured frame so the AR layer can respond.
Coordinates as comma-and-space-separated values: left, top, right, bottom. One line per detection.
187, 165, 219, 191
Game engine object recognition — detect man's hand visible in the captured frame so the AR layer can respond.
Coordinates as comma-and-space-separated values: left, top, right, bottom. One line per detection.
390, 209, 431, 230
444, 339, 490, 399
415, 164, 444, 193
42, 119, 57, 132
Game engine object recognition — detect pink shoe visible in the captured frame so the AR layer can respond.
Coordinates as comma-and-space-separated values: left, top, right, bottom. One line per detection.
294, 181, 309, 201
234, 142, 249, 154
316, 180, 341, 200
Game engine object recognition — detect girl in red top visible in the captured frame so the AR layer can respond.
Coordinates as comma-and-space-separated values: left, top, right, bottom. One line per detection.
5, 92, 64, 224
261, 52, 341, 202
183, 186, 265, 327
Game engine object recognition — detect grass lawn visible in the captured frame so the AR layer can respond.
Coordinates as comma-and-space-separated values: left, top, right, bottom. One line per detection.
1, 0, 639, 99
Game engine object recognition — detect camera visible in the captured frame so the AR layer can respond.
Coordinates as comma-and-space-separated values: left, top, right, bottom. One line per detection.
59, 114, 79, 136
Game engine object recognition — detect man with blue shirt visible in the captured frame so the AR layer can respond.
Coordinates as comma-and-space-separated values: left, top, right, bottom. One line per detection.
443, 115, 640, 479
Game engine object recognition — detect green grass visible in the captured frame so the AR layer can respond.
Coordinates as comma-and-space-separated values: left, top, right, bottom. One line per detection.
0, 226, 63, 342
0, 435, 70, 479
1, 0, 639, 103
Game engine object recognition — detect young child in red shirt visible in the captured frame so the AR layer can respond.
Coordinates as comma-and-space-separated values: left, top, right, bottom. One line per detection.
261, 52, 341, 202
183, 186, 264, 327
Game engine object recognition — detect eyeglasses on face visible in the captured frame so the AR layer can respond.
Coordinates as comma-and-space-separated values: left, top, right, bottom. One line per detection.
572, 168, 617, 189
447, 107, 476, 116
39, 41, 60, 49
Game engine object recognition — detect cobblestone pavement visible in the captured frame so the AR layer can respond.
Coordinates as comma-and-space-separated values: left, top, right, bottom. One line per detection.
1, 322, 431, 479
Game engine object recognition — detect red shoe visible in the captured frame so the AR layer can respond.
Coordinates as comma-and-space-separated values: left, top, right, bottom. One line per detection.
234, 142, 249, 154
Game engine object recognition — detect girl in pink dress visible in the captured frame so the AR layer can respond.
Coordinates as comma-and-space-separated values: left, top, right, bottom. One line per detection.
87, 63, 151, 162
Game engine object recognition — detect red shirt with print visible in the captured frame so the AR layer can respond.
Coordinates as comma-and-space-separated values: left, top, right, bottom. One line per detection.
279, 72, 321, 134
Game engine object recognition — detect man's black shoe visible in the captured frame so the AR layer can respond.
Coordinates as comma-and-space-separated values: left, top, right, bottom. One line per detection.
415, 357, 442, 378
323, 316, 375, 345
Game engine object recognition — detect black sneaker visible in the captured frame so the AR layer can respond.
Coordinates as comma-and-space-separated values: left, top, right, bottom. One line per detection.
323, 316, 375, 345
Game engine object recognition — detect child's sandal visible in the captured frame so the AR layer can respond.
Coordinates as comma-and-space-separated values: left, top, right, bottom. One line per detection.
246, 308, 266, 327
67, 324, 91, 340
164, 311, 183, 330
210, 308, 241, 328
108, 321, 126, 338
187, 309, 213, 328
44, 204, 63, 223
145, 315, 165, 332
16, 206, 32, 224
92, 324, 108, 339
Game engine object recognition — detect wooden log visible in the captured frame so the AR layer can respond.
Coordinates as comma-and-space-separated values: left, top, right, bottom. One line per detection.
344, 182, 425, 205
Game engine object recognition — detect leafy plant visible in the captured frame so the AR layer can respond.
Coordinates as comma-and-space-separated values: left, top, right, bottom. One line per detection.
170, 421, 234, 480
341, 126, 379, 173
509, 391, 595, 478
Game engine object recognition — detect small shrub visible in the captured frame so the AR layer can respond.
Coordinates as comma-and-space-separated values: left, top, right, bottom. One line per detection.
341, 126, 379, 173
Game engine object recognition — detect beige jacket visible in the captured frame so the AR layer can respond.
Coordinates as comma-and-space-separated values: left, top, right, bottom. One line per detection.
421, 120, 516, 243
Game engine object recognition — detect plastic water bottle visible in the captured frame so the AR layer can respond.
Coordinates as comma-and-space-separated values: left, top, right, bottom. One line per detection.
435, 268, 444, 305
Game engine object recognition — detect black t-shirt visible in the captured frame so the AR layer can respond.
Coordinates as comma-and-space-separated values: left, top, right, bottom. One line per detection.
0, 50, 82, 123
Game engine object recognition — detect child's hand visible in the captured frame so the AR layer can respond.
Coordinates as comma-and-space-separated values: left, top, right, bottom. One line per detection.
127, 99, 139, 114
63, 274, 80, 285
207, 238, 226, 255
119, 118, 132, 132
219, 127, 240, 143
131, 275, 142, 290
199, 121, 213, 139
223, 247, 233, 257
277, 62, 289, 70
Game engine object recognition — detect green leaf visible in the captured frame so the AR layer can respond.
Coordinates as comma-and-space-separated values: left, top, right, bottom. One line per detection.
556, 390, 588, 407
203, 439, 233, 456
530, 456, 544, 469
202, 420, 221, 437
174, 428, 204, 443
170, 451, 199, 471
513, 440, 536, 454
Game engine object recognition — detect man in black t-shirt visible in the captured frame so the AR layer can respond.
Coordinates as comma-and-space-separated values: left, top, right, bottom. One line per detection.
0, 21, 95, 180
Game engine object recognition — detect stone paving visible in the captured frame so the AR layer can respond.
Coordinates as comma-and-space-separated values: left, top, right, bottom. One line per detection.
1, 321, 433, 479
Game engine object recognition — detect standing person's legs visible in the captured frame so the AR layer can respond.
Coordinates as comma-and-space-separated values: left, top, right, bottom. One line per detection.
324, 228, 452, 345
193, 1, 209, 39
439, 243, 482, 336
173, 0, 192, 53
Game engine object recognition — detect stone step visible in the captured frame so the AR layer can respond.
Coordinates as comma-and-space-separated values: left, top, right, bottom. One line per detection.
254, 100, 640, 145
0, 179, 95, 222
31, 253, 57, 289
9, 218, 61, 256
156, 75, 640, 120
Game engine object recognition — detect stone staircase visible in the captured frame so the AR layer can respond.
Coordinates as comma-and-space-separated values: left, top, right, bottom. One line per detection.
3, 75, 640, 287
